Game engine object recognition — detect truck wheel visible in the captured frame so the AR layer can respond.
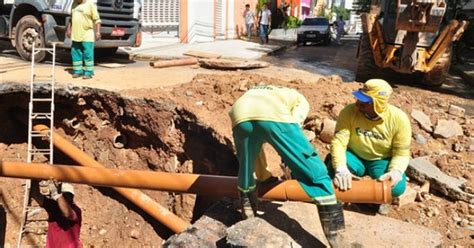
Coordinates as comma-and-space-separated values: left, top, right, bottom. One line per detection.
355, 33, 381, 82
15, 15, 46, 62
421, 47, 451, 87
95, 47, 118, 58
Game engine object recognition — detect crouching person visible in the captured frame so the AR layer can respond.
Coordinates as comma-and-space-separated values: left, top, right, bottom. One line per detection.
326, 79, 411, 214
229, 85, 345, 246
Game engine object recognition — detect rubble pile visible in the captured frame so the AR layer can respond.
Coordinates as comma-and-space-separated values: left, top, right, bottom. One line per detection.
134, 72, 472, 246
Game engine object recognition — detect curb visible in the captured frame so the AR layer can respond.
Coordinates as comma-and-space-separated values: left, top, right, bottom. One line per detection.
267, 42, 295, 55
452, 65, 474, 87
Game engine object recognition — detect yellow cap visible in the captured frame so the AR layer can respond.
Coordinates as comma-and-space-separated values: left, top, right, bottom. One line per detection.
353, 79, 393, 116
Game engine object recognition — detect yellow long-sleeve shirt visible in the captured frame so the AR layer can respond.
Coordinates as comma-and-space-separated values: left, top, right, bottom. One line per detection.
229, 85, 310, 127
71, 0, 101, 42
331, 103, 411, 172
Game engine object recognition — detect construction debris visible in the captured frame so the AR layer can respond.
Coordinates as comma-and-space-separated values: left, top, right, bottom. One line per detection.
198, 59, 270, 70
433, 120, 464, 139
448, 105, 466, 117
411, 109, 433, 133
407, 157, 473, 202
149, 58, 198, 68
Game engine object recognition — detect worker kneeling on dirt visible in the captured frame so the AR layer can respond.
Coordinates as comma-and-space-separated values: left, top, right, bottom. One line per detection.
326, 79, 411, 214
37, 180, 83, 248
229, 85, 345, 246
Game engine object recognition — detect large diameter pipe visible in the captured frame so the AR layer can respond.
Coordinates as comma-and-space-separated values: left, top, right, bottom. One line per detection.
32, 125, 190, 233
0, 161, 392, 204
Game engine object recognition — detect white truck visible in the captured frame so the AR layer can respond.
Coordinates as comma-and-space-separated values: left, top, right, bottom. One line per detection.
0, 0, 141, 61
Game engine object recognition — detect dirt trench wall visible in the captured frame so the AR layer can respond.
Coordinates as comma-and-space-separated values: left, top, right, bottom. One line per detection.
0, 83, 239, 247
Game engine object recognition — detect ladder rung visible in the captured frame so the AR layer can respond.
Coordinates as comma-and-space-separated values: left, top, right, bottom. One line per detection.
31, 98, 53, 102
32, 81, 53, 85
31, 113, 52, 119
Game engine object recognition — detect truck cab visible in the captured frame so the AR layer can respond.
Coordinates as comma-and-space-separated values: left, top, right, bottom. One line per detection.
0, 0, 141, 61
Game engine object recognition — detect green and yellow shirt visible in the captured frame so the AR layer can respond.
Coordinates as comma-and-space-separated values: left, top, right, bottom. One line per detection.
71, 0, 101, 42
331, 103, 411, 172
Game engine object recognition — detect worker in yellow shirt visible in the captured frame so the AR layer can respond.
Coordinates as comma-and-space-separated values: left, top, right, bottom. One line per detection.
66, 0, 101, 79
326, 79, 411, 214
229, 85, 345, 246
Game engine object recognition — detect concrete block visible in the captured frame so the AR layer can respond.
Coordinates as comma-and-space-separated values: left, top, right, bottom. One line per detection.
433, 120, 464, 139
411, 109, 433, 133
407, 157, 473, 202
226, 217, 302, 248
448, 105, 466, 117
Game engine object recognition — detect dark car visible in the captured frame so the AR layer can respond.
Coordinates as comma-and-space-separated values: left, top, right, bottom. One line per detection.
297, 17, 331, 46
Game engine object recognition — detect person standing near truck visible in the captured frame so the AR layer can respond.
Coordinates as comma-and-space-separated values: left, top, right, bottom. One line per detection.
66, 0, 101, 79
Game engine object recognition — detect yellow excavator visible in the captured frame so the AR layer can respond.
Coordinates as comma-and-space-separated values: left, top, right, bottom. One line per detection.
356, 0, 469, 86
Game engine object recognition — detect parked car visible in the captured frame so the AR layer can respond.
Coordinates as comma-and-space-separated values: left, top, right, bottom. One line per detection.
297, 17, 331, 46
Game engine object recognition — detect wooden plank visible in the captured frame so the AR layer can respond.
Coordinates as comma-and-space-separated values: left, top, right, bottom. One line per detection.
198, 59, 270, 70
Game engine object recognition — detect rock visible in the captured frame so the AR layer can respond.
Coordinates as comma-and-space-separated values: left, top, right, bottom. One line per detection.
320, 118, 336, 143
452, 142, 464, 153
99, 229, 107, 235
416, 182, 430, 201
407, 157, 473, 203
195, 101, 204, 106
303, 115, 322, 133
397, 184, 418, 207
415, 134, 427, 145
411, 109, 433, 133
226, 217, 302, 248
448, 105, 466, 117
303, 129, 316, 142
460, 219, 469, 227
433, 120, 463, 139
77, 97, 86, 106
130, 229, 140, 239
185, 90, 193, 96
453, 216, 462, 222
330, 104, 345, 118
164, 200, 240, 247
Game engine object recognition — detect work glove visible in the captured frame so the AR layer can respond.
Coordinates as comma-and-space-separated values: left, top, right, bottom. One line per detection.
40, 180, 62, 201
378, 170, 403, 188
39, 180, 51, 197
333, 167, 353, 191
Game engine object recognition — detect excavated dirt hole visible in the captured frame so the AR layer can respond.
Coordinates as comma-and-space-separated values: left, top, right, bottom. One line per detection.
0, 83, 239, 246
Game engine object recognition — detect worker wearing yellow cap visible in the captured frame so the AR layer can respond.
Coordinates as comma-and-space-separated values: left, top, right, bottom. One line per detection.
327, 79, 411, 213
229, 85, 345, 246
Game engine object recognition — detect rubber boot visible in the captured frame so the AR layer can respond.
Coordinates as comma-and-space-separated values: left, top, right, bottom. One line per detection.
317, 202, 345, 248
239, 191, 258, 220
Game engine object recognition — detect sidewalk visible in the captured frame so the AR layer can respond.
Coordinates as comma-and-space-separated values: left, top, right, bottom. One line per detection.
119, 32, 287, 61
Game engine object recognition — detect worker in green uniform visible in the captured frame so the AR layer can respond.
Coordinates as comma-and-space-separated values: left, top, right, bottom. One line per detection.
229, 85, 345, 246
326, 79, 411, 214
66, 0, 101, 79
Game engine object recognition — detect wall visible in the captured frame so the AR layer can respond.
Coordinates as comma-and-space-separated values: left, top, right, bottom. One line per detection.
234, 0, 259, 38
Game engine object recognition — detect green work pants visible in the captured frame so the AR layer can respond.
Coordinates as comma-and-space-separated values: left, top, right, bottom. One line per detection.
325, 150, 407, 197
71, 41, 94, 76
233, 121, 336, 205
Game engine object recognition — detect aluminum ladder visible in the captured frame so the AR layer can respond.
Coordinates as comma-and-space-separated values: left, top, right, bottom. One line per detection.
17, 43, 56, 247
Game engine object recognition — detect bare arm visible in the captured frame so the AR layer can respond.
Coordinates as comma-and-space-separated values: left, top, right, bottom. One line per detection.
56, 196, 77, 221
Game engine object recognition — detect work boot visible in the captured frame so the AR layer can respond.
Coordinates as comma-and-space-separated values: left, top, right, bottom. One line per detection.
317, 202, 346, 248
239, 191, 258, 220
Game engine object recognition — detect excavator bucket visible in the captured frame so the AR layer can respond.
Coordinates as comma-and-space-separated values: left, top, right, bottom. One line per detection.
396, 0, 446, 32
